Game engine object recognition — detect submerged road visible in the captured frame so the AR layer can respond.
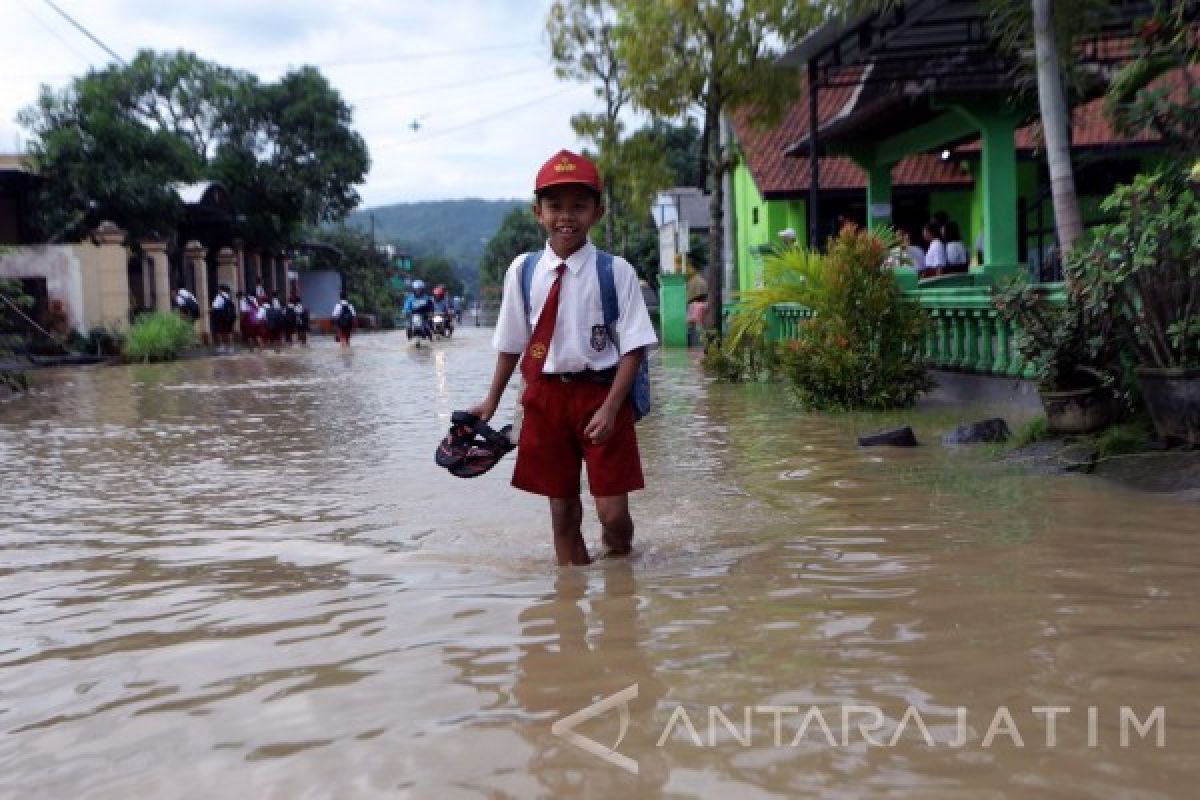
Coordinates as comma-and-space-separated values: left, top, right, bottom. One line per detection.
2, 327, 1198, 798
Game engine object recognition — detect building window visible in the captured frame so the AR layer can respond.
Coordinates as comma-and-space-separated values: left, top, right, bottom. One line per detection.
752, 207, 759, 225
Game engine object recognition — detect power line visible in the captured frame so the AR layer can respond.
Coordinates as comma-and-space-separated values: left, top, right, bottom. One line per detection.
350, 65, 547, 106
398, 87, 576, 145
40, 0, 126, 65
14, 0, 93, 67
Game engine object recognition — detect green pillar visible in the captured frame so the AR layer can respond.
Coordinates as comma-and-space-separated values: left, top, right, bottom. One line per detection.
865, 161, 895, 231
849, 153, 895, 232
658, 273, 687, 347
954, 105, 1021, 284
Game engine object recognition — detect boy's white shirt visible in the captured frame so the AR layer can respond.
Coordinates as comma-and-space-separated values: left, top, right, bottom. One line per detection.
492, 240, 658, 373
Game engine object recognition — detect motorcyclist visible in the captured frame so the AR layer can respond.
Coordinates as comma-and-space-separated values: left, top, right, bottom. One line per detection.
403, 279, 434, 338
431, 285, 454, 335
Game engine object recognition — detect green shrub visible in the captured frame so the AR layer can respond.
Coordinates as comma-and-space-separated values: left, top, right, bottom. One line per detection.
704, 244, 825, 384
1072, 170, 1200, 370
1011, 416, 1051, 449
122, 312, 196, 363
776, 227, 932, 411
1093, 418, 1155, 459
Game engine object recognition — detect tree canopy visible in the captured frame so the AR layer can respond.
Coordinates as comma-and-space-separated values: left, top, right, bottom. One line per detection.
479, 206, 544, 303
613, 0, 822, 332
19, 49, 369, 247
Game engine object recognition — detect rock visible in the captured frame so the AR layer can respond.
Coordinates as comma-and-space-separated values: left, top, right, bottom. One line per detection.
857, 426, 918, 447
942, 417, 1012, 446
1058, 444, 1099, 473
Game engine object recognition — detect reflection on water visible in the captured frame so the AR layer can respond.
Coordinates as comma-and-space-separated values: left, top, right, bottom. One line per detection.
1, 327, 1198, 798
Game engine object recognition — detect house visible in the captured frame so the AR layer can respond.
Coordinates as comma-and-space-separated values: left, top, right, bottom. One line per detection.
718, 0, 1182, 381
729, 0, 1171, 298
651, 187, 713, 346
0, 166, 298, 341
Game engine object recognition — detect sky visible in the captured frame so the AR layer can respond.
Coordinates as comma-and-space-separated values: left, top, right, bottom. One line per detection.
0, 0, 603, 208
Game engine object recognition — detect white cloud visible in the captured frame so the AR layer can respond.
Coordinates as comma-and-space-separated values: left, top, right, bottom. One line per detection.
0, 0, 611, 206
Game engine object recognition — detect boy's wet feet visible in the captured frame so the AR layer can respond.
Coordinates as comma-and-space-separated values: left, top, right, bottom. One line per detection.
602, 530, 633, 557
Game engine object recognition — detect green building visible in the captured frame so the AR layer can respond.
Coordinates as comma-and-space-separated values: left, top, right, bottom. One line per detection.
721, 0, 1171, 377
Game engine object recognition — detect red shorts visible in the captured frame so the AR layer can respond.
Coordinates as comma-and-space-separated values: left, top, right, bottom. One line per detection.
512, 378, 644, 498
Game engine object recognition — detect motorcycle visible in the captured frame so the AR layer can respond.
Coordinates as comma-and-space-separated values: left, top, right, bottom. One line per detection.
431, 311, 453, 338
406, 311, 432, 346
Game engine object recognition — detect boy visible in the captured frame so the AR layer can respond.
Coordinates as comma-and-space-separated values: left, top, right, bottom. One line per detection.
470, 149, 657, 566
332, 291, 356, 348
210, 284, 235, 353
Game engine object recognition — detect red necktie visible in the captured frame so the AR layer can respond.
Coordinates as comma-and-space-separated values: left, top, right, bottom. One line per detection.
521, 263, 566, 383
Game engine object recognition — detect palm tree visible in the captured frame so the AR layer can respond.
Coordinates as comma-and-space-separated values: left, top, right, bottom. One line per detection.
1032, 0, 1084, 255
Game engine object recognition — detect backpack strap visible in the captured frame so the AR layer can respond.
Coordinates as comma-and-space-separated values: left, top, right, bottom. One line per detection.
597, 253, 619, 331
520, 250, 543, 325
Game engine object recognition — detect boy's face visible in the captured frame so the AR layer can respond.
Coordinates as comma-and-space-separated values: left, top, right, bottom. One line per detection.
533, 184, 604, 257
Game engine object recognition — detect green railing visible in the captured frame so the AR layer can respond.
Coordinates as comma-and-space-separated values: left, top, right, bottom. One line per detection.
767, 285, 1066, 378
766, 302, 815, 342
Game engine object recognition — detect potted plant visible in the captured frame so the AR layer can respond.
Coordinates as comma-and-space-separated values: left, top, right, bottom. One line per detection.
1072, 171, 1200, 445
994, 261, 1122, 434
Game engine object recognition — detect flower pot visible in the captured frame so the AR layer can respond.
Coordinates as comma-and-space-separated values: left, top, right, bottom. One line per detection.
1136, 367, 1200, 446
1038, 385, 1117, 435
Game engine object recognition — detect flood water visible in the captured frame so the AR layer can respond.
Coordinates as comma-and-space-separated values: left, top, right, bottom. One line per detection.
2, 326, 1198, 799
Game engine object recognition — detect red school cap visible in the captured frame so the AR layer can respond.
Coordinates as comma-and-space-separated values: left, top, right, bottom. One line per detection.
534, 149, 603, 194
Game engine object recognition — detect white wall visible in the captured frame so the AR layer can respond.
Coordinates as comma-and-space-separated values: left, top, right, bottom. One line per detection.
0, 245, 86, 331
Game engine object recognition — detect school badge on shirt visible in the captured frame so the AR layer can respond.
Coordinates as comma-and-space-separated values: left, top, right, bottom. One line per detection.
590, 325, 608, 352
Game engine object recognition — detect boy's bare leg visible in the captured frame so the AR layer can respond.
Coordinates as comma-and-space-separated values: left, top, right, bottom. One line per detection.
595, 494, 633, 556
549, 497, 590, 566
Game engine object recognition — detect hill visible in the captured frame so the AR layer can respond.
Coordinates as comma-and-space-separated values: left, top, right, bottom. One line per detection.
346, 198, 525, 296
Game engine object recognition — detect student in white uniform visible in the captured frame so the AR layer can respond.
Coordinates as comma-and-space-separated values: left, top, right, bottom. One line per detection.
469, 149, 658, 567
922, 220, 947, 278
332, 292, 356, 348
943, 220, 969, 274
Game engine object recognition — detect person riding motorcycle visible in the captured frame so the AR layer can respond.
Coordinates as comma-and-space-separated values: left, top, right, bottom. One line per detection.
403, 280, 434, 339
431, 285, 454, 336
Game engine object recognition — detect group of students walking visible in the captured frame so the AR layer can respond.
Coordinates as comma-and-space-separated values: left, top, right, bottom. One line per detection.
207, 283, 310, 353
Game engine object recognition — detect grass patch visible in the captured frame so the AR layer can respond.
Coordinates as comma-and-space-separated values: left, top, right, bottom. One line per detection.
1093, 418, 1155, 459
1010, 415, 1051, 449
123, 311, 197, 363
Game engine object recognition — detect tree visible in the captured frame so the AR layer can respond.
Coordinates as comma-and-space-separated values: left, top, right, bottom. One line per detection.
214, 66, 370, 250
603, 119, 703, 282
1032, 0, 1084, 254
1105, 2, 1200, 157
479, 206, 544, 304
17, 51, 234, 239
548, 0, 630, 245
413, 255, 465, 297
20, 50, 369, 248
614, 0, 820, 334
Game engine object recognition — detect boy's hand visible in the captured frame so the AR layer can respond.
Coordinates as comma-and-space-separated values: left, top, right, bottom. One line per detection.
584, 403, 619, 444
467, 399, 498, 423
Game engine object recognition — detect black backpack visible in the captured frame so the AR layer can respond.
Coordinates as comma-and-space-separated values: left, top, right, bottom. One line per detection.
218, 295, 236, 324
336, 302, 355, 330
181, 295, 199, 319
266, 306, 284, 331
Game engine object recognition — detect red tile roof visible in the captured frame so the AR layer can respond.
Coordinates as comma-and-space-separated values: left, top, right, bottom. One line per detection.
958, 66, 1198, 154
731, 80, 971, 197
734, 65, 1194, 196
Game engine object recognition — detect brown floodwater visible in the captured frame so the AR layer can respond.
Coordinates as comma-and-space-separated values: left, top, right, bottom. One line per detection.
2, 326, 1198, 799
